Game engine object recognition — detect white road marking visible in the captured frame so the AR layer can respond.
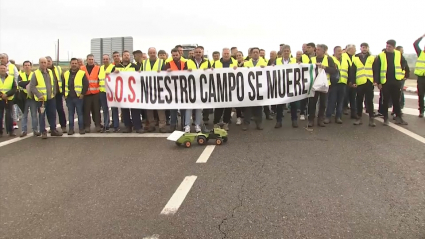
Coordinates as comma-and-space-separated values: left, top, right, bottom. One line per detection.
61, 133, 170, 138
0, 118, 78, 148
143, 234, 159, 239
373, 91, 421, 100
160, 176, 197, 215
373, 104, 418, 116
196, 145, 216, 163
374, 117, 425, 144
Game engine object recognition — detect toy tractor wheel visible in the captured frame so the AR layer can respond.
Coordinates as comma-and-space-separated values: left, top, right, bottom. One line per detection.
223, 137, 228, 143
175, 142, 182, 146
184, 141, 192, 148
197, 135, 207, 145
216, 138, 223, 145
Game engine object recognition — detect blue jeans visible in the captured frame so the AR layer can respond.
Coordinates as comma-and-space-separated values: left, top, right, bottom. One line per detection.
170, 109, 185, 127
66, 97, 84, 130
99, 92, 110, 128
326, 83, 346, 118
37, 99, 56, 133
185, 109, 202, 126
22, 98, 38, 133
276, 102, 297, 122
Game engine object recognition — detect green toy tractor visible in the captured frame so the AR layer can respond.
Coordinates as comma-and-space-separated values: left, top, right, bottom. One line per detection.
175, 128, 228, 148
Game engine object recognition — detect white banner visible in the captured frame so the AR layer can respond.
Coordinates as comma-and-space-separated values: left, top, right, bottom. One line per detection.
105, 63, 317, 109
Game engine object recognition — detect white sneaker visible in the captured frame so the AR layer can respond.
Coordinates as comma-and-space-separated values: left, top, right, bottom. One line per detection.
300, 115, 305, 121
184, 125, 191, 133
195, 125, 201, 133
236, 117, 242, 125
13, 125, 19, 129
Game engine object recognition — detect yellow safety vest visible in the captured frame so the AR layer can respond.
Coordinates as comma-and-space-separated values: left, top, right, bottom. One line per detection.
276, 58, 296, 65
165, 56, 185, 63
243, 58, 267, 67
213, 59, 237, 68
414, 51, 425, 76
352, 55, 375, 86
379, 50, 404, 84
19, 71, 33, 95
142, 58, 163, 72
187, 59, 210, 69
332, 56, 341, 69
0, 75, 15, 101
52, 66, 63, 93
331, 53, 352, 84
115, 63, 136, 72
99, 64, 114, 92
33, 69, 55, 101
64, 70, 85, 97
311, 56, 331, 85
301, 54, 311, 64
7, 64, 15, 76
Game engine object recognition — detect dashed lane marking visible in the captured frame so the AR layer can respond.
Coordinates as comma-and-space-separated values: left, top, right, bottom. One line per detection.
160, 176, 197, 215
196, 145, 216, 163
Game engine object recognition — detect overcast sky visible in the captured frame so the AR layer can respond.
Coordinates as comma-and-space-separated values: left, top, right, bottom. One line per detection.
0, 0, 423, 63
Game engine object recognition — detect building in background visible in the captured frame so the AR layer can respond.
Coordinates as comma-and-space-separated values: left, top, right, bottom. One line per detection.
91, 37, 134, 64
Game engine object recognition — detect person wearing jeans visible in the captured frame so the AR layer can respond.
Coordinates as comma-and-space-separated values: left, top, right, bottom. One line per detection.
325, 83, 346, 123
18, 61, 40, 137
30, 57, 63, 139
184, 47, 211, 133
46, 56, 67, 133
66, 97, 84, 134
98, 54, 114, 132
63, 58, 88, 135
212, 48, 237, 131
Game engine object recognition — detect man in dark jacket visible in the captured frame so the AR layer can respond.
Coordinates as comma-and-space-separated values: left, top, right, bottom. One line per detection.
373, 40, 408, 125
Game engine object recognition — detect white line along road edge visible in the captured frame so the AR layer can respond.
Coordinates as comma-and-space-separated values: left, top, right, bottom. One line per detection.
161, 176, 197, 215
373, 104, 418, 116
374, 117, 425, 144
196, 145, 216, 163
0, 118, 78, 148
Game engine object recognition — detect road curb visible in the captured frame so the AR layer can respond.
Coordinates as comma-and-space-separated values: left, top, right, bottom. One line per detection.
403, 86, 417, 93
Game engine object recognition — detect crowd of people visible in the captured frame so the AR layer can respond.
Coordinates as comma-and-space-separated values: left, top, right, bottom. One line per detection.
0, 34, 424, 139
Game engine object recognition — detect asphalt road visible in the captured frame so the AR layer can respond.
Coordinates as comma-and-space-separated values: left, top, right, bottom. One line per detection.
1, 92, 424, 238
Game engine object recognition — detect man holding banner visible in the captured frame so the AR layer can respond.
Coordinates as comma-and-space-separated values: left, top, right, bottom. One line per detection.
185, 47, 211, 133
143, 47, 167, 133
242, 47, 267, 131
275, 45, 298, 129
212, 48, 237, 131
111, 51, 143, 133
164, 48, 188, 132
